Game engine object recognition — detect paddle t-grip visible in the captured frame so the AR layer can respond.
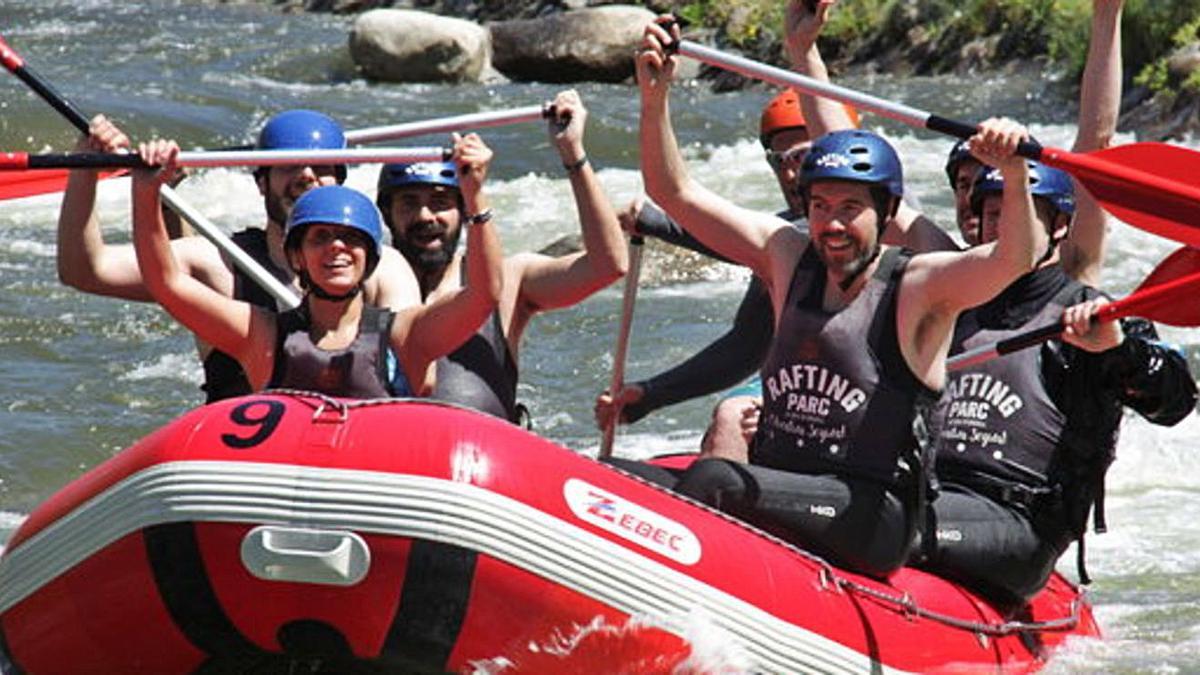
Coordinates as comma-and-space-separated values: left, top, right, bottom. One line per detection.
0, 36, 25, 71
0, 152, 30, 170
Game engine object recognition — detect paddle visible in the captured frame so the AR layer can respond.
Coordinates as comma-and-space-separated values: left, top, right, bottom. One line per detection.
0, 147, 448, 171
668, 38, 1200, 249
0, 169, 81, 201
1, 33, 301, 309
599, 235, 645, 459
0, 107, 548, 199
1, 36, 91, 132
345, 105, 551, 145
947, 246, 1200, 371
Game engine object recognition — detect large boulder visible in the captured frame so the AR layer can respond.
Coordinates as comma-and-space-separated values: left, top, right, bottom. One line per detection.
489, 5, 655, 83
349, 9, 492, 83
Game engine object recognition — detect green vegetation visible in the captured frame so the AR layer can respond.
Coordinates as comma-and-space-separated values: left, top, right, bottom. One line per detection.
672, 0, 1200, 95
1128, 2, 1200, 95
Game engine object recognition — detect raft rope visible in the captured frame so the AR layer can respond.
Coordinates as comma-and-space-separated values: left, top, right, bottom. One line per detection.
829, 576, 1084, 637
264, 389, 1085, 639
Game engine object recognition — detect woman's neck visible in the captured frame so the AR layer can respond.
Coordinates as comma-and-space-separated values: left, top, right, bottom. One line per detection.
304, 293, 364, 349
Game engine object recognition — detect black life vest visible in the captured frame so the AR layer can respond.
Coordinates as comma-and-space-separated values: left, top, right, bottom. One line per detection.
267, 305, 394, 399
934, 281, 1082, 486
200, 229, 289, 403
753, 246, 935, 487
433, 310, 522, 425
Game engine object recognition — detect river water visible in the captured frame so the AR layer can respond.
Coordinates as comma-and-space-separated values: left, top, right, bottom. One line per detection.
2, 1, 1198, 672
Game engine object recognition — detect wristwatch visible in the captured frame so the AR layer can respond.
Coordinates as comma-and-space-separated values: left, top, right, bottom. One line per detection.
464, 208, 493, 226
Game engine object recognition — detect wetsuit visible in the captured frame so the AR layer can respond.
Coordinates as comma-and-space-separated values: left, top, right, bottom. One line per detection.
432, 310, 523, 425
200, 229, 288, 403
921, 266, 1196, 606
267, 304, 395, 398
622, 202, 801, 422
624, 247, 934, 578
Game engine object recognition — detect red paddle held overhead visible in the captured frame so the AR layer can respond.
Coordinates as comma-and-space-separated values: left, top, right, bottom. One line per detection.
670, 38, 1200, 249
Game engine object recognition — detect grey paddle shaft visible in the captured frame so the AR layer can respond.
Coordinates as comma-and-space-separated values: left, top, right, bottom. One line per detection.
175, 147, 448, 168
676, 41, 932, 130
599, 236, 645, 459
675, 40, 1016, 148
346, 105, 550, 144
19, 147, 449, 171
159, 186, 301, 310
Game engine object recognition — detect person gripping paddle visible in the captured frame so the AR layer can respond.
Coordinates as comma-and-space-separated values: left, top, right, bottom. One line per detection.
55, 111, 422, 402
376, 89, 628, 426
131, 135, 503, 399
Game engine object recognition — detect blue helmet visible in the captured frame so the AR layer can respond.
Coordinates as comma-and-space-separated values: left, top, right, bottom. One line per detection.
285, 185, 384, 278
377, 162, 460, 192
800, 130, 904, 199
257, 110, 347, 183
376, 162, 461, 221
945, 139, 975, 188
257, 109, 346, 151
970, 161, 1076, 218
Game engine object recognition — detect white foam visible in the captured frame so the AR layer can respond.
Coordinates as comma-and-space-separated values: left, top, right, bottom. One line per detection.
466, 612, 750, 674
0, 512, 29, 554
119, 351, 204, 385
1, 240, 55, 258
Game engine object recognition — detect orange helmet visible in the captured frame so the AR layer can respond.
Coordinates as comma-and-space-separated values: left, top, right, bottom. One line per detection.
759, 89, 861, 147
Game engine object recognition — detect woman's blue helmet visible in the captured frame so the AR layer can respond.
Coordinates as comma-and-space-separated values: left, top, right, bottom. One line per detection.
800, 130, 904, 199
970, 161, 1076, 218
285, 185, 383, 278
257, 110, 348, 182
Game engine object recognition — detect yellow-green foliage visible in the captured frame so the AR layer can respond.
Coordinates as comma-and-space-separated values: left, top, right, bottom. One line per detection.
673, 0, 1200, 92
676, 0, 784, 46
1132, 7, 1200, 94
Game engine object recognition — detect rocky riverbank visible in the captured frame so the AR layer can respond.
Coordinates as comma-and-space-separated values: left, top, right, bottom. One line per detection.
215, 0, 1200, 140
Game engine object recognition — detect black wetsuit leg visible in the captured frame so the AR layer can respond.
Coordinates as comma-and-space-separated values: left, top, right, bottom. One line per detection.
600, 458, 682, 488
921, 484, 1067, 606
673, 459, 912, 578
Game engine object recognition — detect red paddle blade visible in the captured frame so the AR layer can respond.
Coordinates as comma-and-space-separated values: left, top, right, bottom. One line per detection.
1136, 246, 1200, 291
0, 168, 124, 200
0, 169, 72, 200
1100, 246, 1200, 327
1043, 143, 1200, 248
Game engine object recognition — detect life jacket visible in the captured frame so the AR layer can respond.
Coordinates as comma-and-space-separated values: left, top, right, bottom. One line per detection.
936, 268, 1115, 583
753, 246, 935, 488
201, 229, 288, 403
267, 305, 394, 399
432, 310, 525, 426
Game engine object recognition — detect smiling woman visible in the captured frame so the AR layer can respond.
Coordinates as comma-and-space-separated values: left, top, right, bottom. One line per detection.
129, 136, 505, 400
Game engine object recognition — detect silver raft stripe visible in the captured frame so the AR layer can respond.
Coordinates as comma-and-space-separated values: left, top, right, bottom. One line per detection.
0, 460, 907, 674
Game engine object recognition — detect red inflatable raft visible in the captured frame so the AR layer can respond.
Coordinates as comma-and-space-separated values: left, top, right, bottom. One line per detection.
0, 392, 1099, 673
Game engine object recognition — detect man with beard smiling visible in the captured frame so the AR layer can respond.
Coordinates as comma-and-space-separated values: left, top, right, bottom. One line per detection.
376, 89, 627, 425
634, 18, 1049, 577
56, 109, 421, 402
